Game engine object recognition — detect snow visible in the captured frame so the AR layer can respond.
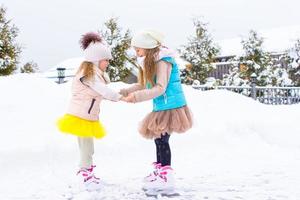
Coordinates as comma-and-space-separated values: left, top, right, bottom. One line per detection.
0, 74, 300, 199
0, 55, 13, 69
175, 57, 191, 70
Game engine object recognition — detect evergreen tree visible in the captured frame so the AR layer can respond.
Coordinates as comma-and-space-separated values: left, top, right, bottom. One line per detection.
288, 39, 300, 86
101, 17, 132, 82
20, 61, 39, 73
0, 6, 21, 76
258, 58, 292, 87
239, 30, 272, 86
222, 64, 249, 86
179, 18, 220, 84
222, 30, 292, 86
179, 68, 193, 85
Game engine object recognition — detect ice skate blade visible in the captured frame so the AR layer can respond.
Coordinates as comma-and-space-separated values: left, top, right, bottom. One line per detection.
144, 188, 180, 198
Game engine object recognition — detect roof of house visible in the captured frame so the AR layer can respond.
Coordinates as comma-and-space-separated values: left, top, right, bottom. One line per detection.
218, 25, 300, 57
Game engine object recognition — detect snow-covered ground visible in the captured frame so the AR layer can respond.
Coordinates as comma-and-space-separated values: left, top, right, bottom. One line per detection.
0, 74, 300, 200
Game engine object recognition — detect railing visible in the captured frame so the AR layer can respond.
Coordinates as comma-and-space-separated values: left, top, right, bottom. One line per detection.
209, 62, 233, 79
255, 86, 300, 105
192, 85, 300, 105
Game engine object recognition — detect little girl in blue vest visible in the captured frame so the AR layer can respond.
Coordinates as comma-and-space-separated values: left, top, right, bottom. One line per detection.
120, 30, 193, 191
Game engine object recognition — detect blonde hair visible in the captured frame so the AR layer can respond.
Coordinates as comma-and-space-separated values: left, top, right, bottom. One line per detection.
138, 47, 160, 87
76, 61, 95, 81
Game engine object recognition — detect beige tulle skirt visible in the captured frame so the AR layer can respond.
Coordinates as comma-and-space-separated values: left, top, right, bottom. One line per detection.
138, 106, 193, 139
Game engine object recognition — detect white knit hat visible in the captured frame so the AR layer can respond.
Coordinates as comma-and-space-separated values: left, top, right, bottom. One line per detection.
83, 41, 112, 62
131, 30, 165, 49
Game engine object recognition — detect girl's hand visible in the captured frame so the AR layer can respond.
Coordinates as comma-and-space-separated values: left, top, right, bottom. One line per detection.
119, 89, 128, 97
120, 96, 126, 102
123, 93, 135, 103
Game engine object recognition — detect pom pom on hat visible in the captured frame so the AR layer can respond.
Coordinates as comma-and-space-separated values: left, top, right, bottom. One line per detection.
131, 30, 165, 49
80, 32, 112, 62
80, 32, 102, 50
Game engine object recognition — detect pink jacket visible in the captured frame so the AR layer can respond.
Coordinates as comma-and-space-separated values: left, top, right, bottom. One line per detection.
67, 67, 121, 121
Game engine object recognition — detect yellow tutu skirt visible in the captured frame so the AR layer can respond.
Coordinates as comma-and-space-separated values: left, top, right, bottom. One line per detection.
57, 114, 106, 139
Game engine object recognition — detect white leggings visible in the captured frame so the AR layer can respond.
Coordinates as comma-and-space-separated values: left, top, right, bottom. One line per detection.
77, 137, 94, 168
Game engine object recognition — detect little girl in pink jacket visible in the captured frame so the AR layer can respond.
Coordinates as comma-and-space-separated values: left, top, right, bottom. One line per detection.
57, 32, 123, 191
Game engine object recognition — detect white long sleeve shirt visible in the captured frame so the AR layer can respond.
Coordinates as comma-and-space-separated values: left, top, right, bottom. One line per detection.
82, 67, 122, 102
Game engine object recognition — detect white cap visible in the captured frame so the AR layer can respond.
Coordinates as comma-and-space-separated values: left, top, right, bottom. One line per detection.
131, 30, 164, 49
83, 42, 112, 62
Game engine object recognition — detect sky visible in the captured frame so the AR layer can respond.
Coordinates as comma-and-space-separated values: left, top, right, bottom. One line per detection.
2, 0, 300, 71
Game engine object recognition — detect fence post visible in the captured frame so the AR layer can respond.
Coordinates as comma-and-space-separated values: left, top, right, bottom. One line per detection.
250, 73, 257, 100
56, 67, 66, 84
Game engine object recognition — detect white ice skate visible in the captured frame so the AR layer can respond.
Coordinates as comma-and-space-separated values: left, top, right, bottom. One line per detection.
77, 165, 102, 191
143, 162, 161, 183
143, 165, 175, 192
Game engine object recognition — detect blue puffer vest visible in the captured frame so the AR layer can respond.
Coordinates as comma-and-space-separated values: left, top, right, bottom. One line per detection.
147, 57, 187, 112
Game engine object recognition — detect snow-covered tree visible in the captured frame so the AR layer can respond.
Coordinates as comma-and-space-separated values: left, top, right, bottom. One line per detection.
257, 58, 292, 87
20, 61, 39, 73
0, 6, 21, 76
288, 39, 300, 86
222, 30, 293, 86
179, 18, 220, 84
179, 68, 193, 85
222, 64, 249, 86
101, 17, 131, 82
239, 30, 273, 86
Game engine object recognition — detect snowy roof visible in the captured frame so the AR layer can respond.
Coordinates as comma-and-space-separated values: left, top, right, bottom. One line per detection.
218, 25, 300, 57
43, 57, 83, 78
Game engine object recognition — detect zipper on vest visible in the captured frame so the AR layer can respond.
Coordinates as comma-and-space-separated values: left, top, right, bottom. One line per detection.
88, 98, 96, 114
163, 93, 168, 104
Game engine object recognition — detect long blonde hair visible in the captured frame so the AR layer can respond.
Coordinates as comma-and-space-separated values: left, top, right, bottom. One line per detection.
76, 61, 95, 81
138, 47, 160, 87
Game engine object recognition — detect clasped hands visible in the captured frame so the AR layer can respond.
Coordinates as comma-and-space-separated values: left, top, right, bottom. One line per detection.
120, 92, 135, 103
